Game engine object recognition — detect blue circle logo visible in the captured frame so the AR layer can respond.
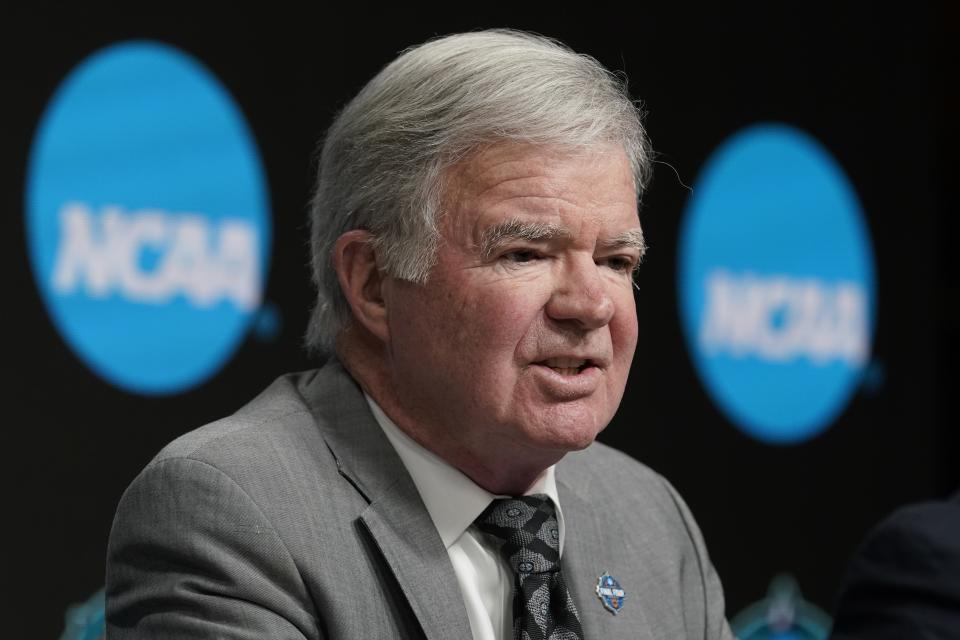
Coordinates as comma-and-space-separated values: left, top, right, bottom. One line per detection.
26, 41, 271, 395
678, 124, 875, 444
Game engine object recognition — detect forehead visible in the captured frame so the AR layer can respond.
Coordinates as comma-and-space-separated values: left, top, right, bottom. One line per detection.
442, 142, 639, 238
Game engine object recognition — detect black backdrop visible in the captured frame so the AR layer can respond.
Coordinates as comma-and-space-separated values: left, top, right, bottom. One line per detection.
3, 4, 956, 637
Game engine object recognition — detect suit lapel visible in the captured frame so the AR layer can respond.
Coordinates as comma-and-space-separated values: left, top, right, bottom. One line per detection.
558, 469, 655, 640
302, 361, 473, 640
359, 483, 474, 640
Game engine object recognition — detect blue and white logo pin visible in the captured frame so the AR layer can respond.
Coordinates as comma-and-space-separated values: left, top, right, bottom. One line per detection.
25, 41, 271, 395
595, 573, 625, 614
678, 123, 875, 444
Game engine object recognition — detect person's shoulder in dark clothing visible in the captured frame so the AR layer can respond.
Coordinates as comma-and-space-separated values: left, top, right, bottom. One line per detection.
830, 491, 960, 640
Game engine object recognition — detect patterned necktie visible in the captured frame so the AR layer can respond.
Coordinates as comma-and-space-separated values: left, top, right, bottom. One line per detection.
475, 494, 584, 640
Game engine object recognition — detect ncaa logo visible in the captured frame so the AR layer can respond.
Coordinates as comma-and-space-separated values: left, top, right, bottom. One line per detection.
26, 41, 271, 395
678, 124, 875, 444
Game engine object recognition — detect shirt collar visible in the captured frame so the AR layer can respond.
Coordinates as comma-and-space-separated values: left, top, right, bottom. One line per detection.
364, 394, 565, 552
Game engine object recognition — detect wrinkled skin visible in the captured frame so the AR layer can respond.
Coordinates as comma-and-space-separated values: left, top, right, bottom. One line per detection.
355, 142, 642, 494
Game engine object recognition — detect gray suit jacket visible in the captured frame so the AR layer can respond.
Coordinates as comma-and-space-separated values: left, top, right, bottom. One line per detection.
106, 360, 732, 639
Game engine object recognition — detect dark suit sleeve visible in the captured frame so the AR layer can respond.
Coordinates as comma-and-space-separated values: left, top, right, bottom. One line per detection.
106, 457, 321, 639
830, 500, 960, 640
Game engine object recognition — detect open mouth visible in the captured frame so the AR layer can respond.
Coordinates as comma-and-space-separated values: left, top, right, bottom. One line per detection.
537, 357, 594, 376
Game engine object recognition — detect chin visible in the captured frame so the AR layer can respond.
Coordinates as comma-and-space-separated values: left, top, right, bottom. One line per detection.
527, 412, 607, 453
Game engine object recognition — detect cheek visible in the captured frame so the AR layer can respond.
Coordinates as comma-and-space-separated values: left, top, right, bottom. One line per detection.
618, 306, 639, 348
460, 280, 548, 350
611, 295, 639, 366
396, 282, 539, 386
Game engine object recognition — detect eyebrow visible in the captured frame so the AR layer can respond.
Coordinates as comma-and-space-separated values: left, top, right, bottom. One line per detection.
478, 219, 570, 260
479, 218, 647, 262
602, 228, 647, 262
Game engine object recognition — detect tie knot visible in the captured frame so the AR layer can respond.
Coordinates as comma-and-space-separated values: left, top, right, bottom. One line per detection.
475, 494, 561, 575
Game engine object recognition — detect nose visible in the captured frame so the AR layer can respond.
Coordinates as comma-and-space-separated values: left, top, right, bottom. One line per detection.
545, 255, 615, 330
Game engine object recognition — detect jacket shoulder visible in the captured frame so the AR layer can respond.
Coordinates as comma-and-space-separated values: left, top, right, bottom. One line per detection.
132, 366, 357, 525
831, 496, 960, 639
151, 370, 320, 465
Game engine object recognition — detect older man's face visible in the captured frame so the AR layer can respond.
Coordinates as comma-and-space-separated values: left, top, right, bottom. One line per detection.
383, 142, 641, 475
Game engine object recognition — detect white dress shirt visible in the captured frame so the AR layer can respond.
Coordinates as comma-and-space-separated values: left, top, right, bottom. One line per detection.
364, 395, 566, 640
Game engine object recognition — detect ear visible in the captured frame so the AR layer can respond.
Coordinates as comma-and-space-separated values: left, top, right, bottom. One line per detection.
332, 230, 390, 344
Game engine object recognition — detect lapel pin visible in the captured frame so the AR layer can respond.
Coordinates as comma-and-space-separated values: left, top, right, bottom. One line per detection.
595, 572, 626, 614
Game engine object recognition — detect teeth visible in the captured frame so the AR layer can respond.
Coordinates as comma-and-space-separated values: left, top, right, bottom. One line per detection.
539, 357, 589, 376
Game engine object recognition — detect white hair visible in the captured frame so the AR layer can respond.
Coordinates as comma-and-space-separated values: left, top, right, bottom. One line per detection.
306, 29, 653, 354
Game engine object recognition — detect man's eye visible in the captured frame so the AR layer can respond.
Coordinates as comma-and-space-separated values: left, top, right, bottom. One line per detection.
502, 250, 540, 263
601, 256, 637, 273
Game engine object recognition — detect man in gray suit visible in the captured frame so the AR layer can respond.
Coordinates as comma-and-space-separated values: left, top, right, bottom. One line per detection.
106, 30, 733, 639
